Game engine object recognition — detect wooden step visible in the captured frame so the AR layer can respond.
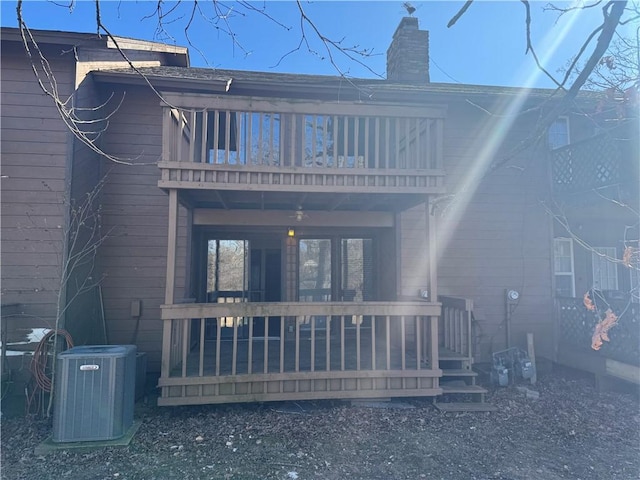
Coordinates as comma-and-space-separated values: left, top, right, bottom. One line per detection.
439, 353, 472, 361
441, 369, 478, 378
440, 384, 487, 395
434, 402, 498, 412
438, 347, 472, 361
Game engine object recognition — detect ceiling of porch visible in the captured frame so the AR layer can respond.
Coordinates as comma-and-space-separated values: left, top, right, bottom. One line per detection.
177, 189, 428, 213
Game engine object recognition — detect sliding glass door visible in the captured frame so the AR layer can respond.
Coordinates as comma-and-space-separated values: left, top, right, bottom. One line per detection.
299, 239, 332, 302
298, 237, 374, 302
205, 238, 282, 339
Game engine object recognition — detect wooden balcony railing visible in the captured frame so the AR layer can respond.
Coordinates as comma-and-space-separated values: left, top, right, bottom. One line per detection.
551, 133, 629, 196
159, 94, 446, 194
158, 301, 441, 405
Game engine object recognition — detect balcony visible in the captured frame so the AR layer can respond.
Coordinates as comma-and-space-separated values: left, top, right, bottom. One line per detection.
550, 132, 637, 204
159, 93, 446, 208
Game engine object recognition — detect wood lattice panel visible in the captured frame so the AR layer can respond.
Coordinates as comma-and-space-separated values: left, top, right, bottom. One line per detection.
551, 133, 623, 194
557, 297, 640, 366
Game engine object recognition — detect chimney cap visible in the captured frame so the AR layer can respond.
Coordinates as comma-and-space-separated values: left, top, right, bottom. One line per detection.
396, 16, 419, 30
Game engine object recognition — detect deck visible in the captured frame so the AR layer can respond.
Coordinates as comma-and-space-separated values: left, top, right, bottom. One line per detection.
550, 131, 636, 201
556, 297, 640, 386
158, 301, 443, 405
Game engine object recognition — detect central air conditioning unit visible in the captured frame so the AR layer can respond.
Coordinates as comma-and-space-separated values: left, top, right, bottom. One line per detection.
53, 345, 137, 443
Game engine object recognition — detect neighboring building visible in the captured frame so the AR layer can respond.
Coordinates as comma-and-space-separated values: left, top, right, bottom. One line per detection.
1, 18, 637, 407
549, 111, 639, 385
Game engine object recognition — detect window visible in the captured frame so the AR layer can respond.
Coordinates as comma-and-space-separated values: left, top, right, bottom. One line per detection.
549, 117, 573, 186
341, 238, 374, 301
206, 239, 249, 331
554, 238, 575, 297
298, 237, 374, 302
298, 239, 332, 302
548, 117, 569, 150
207, 239, 248, 297
592, 247, 618, 291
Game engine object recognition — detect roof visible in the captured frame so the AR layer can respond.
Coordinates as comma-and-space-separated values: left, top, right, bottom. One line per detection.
2, 26, 601, 104
93, 65, 603, 104
1, 27, 189, 67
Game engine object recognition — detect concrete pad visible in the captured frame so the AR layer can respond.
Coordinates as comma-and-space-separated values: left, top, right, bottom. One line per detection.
34, 420, 142, 455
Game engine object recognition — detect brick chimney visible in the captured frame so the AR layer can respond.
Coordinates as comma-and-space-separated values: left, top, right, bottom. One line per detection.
386, 17, 430, 84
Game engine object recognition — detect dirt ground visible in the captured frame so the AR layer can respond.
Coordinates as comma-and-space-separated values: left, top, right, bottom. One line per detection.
2, 367, 639, 480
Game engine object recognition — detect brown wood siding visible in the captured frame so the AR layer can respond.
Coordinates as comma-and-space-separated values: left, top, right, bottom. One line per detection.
377, 228, 397, 301
63, 73, 110, 345
0, 45, 74, 333
98, 85, 187, 370
433, 101, 554, 361
398, 204, 429, 298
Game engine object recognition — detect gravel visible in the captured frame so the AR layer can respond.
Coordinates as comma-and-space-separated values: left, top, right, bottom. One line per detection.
2, 367, 639, 480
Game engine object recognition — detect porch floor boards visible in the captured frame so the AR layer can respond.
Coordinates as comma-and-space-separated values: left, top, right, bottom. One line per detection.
170, 333, 430, 378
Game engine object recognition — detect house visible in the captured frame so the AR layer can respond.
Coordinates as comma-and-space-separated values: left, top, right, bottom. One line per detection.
1, 18, 637, 408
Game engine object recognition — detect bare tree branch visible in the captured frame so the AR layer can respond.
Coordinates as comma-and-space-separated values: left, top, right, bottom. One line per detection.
488, 0, 628, 173
42, 174, 112, 416
447, 0, 474, 28
521, 0, 566, 89
94, 0, 178, 109
290, 0, 381, 79
544, 0, 605, 17
17, 2, 138, 165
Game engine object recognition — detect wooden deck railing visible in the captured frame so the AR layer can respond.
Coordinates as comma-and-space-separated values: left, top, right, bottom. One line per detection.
158, 301, 442, 405
438, 296, 473, 360
550, 133, 628, 195
159, 95, 446, 194
556, 296, 639, 366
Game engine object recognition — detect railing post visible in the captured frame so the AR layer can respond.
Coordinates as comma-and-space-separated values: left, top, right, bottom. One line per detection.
465, 298, 473, 359
162, 107, 172, 162
430, 315, 439, 371
426, 198, 438, 303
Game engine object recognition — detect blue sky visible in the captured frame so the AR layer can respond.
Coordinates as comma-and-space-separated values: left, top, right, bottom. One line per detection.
1, 1, 632, 88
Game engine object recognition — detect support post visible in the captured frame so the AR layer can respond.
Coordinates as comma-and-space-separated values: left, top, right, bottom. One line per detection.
184, 207, 194, 300
161, 189, 179, 384
394, 212, 402, 299
466, 298, 473, 359
165, 189, 179, 304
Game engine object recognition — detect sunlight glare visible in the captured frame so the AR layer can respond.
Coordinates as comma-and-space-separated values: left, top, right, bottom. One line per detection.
432, 9, 582, 269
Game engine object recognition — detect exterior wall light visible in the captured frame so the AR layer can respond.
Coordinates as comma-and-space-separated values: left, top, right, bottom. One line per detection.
287, 228, 295, 237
